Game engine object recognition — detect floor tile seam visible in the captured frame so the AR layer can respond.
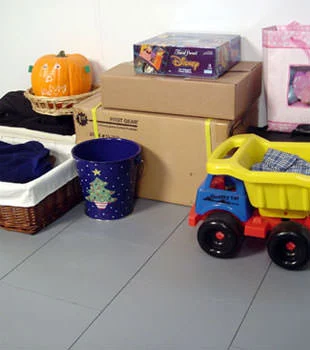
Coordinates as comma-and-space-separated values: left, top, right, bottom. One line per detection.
0, 280, 99, 311
0, 212, 188, 309
0, 219, 77, 281
227, 260, 273, 350
67, 215, 188, 350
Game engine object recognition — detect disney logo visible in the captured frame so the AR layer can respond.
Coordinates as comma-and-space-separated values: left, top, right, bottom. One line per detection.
170, 55, 200, 71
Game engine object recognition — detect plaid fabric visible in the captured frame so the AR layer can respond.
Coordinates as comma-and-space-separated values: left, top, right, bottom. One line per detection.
252, 148, 310, 175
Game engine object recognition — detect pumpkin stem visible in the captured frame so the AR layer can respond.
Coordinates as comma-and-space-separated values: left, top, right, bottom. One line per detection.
84, 65, 91, 73
57, 50, 66, 57
28, 65, 33, 73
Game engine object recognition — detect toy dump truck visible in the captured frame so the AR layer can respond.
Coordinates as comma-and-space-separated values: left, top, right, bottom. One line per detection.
189, 133, 310, 270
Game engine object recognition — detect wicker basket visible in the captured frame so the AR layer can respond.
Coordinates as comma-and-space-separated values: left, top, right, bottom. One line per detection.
0, 177, 83, 234
24, 86, 100, 116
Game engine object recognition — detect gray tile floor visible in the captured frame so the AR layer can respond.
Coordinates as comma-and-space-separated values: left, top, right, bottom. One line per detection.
0, 198, 308, 350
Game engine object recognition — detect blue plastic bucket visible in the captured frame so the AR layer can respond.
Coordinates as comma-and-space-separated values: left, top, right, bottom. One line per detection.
72, 138, 142, 220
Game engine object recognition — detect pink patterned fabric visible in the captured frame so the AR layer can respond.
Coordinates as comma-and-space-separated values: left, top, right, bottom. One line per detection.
263, 22, 310, 48
293, 71, 310, 103
263, 21, 310, 133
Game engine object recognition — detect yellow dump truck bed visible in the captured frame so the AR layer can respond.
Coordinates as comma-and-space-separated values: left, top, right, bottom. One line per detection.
207, 134, 310, 218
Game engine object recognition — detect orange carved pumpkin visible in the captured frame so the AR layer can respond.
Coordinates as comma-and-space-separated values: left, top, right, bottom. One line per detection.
29, 51, 92, 97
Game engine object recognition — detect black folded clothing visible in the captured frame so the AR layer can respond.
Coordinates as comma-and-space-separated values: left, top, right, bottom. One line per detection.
0, 91, 75, 135
0, 140, 53, 183
247, 125, 310, 142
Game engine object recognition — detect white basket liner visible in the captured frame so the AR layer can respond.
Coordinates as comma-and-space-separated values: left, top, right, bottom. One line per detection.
0, 125, 76, 145
0, 126, 77, 207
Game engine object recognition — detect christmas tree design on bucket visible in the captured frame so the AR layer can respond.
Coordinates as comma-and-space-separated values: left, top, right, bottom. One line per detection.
86, 177, 117, 209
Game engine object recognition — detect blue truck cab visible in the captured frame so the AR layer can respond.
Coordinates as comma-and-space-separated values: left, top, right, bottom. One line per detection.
194, 174, 254, 223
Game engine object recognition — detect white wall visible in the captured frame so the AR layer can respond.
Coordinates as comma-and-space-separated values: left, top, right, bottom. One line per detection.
1, 0, 309, 124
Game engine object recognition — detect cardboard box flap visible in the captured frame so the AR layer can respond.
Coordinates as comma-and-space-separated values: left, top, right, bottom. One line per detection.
74, 92, 102, 110
103, 61, 262, 85
229, 61, 261, 72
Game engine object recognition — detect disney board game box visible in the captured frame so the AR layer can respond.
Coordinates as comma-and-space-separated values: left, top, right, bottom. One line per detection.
133, 32, 241, 78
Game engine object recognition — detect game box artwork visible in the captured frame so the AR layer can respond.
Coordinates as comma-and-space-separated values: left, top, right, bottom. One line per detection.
134, 32, 241, 78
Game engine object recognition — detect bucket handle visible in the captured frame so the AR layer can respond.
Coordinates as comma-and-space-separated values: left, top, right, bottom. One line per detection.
135, 155, 144, 179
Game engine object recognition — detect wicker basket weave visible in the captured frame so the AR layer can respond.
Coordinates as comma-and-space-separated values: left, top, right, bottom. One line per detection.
0, 177, 83, 234
24, 86, 100, 116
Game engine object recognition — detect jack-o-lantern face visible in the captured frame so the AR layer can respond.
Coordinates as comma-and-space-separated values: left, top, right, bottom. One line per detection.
30, 51, 92, 97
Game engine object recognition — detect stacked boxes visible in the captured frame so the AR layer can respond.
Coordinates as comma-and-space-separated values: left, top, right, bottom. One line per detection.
73, 35, 262, 206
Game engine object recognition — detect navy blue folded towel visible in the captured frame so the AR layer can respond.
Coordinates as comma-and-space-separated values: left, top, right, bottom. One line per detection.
0, 141, 53, 183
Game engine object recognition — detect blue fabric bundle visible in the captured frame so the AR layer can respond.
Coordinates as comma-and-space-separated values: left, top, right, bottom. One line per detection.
0, 141, 53, 183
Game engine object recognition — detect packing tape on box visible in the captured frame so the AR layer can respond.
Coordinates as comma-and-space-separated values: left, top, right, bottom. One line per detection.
204, 119, 212, 159
91, 103, 102, 138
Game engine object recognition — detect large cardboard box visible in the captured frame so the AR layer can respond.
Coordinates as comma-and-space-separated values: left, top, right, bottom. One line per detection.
73, 94, 258, 206
101, 61, 262, 120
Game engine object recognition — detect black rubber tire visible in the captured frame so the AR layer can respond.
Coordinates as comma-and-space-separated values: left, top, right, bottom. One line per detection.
197, 212, 243, 258
267, 221, 310, 270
